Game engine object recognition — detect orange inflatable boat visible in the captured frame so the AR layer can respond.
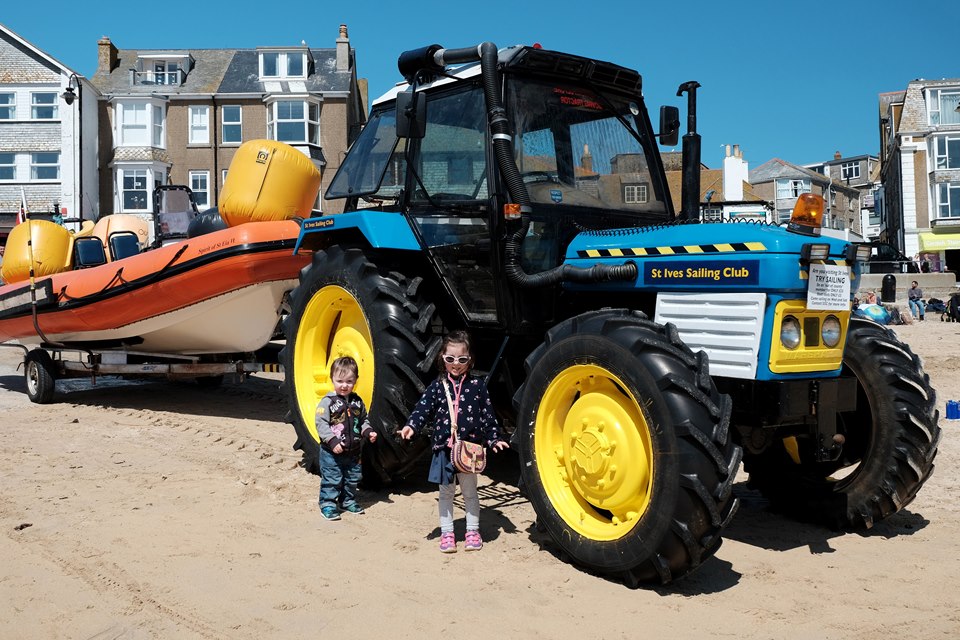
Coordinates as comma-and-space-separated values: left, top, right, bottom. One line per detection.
0, 219, 309, 353
0, 139, 320, 355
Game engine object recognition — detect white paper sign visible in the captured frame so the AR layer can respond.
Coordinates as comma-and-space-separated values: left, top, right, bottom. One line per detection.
807, 263, 850, 310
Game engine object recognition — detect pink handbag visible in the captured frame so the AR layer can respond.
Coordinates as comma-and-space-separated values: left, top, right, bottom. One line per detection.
443, 380, 487, 474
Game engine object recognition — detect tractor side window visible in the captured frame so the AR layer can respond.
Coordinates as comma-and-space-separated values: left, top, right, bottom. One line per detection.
326, 108, 403, 201
409, 86, 488, 204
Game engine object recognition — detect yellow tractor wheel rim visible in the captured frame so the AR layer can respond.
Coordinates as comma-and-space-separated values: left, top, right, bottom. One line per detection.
535, 364, 654, 541
293, 285, 374, 442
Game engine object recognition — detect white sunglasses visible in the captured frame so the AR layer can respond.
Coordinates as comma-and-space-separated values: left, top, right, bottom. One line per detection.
442, 355, 471, 364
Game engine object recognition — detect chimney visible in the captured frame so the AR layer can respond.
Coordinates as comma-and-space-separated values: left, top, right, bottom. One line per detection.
725, 144, 731, 157
723, 144, 748, 202
581, 144, 593, 173
834, 150, 842, 160
98, 36, 118, 73
336, 24, 350, 72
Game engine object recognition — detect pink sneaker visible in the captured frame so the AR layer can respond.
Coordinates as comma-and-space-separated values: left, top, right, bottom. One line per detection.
439, 532, 457, 553
464, 530, 483, 551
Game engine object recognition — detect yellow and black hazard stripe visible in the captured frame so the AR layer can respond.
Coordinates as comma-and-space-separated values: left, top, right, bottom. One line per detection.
261, 363, 283, 373
577, 241, 767, 259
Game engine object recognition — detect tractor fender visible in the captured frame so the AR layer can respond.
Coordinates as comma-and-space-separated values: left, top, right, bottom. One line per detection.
293, 210, 421, 254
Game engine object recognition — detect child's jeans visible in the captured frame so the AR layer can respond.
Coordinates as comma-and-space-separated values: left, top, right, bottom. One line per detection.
439, 472, 479, 534
318, 447, 362, 509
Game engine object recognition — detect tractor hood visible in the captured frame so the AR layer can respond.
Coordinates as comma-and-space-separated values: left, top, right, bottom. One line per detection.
564, 222, 864, 294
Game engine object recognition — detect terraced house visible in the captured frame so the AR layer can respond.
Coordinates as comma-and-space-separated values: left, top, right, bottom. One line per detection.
0, 22, 99, 246
878, 79, 960, 274
91, 24, 365, 225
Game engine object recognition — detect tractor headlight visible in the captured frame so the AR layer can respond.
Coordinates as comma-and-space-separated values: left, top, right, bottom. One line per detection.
822, 315, 842, 348
781, 316, 801, 350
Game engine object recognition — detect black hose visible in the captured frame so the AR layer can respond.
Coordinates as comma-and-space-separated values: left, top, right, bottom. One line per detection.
490, 44, 637, 287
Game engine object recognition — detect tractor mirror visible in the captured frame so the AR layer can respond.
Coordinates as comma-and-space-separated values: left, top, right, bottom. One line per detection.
658, 105, 680, 146
396, 91, 426, 139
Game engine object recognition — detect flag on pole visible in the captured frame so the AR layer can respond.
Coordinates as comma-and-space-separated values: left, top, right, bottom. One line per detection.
16, 187, 28, 225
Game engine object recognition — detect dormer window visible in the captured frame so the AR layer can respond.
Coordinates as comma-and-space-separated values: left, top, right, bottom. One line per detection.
259, 49, 309, 80
133, 53, 193, 86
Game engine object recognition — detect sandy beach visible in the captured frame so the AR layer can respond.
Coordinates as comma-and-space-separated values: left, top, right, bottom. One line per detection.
1, 320, 959, 639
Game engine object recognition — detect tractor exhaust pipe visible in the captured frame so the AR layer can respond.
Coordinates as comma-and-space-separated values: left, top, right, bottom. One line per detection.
676, 81, 702, 222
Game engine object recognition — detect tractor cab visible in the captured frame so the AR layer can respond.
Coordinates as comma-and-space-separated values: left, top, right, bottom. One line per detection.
326, 45, 673, 328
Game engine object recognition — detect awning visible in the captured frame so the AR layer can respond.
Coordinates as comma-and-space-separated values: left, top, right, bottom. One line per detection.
919, 232, 960, 251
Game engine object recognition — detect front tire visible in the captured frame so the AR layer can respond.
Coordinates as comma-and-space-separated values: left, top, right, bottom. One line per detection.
25, 350, 56, 404
515, 309, 740, 584
744, 317, 941, 528
281, 246, 439, 480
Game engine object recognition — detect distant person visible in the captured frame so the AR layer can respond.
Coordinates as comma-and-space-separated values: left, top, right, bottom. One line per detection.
316, 356, 377, 521
399, 330, 509, 553
854, 290, 890, 324
908, 281, 925, 321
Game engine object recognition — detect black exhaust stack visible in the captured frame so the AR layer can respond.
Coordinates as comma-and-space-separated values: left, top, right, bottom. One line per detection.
677, 81, 701, 222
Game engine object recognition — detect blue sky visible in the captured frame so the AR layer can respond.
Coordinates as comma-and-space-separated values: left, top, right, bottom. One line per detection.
4, 0, 959, 169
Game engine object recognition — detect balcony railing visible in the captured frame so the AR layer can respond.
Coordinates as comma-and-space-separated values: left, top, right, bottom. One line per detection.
131, 69, 185, 86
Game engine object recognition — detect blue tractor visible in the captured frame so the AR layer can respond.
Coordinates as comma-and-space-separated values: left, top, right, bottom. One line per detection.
282, 42, 940, 583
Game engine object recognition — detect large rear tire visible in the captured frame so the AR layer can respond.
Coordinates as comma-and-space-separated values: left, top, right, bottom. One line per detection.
744, 317, 940, 528
281, 246, 438, 481
515, 309, 741, 584
25, 349, 56, 404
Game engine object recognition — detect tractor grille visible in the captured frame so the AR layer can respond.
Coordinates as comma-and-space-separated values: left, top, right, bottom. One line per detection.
654, 292, 766, 380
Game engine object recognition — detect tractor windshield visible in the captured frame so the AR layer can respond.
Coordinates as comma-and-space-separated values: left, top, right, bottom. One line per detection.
507, 78, 668, 218
326, 108, 406, 202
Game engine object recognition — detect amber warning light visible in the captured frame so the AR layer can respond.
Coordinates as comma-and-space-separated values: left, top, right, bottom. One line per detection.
788, 193, 825, 236
503, 203, 522, 220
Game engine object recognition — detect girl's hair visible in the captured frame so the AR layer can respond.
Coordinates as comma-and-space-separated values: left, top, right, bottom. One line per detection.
330, 355, 359, 379
436, 330, 473, 371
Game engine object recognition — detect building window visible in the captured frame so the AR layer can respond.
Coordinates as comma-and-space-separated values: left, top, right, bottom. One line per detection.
267, 100, 319, 144
0, 93, 14, 120
840, 161, 860, 181
31, 152, 60, 180
259, 51, 307, 79
189, 105, 210, 144
929, 89, 960, 126
31, 92, 58, 120
934, 136, 960, 170
152, 105, 164, 147
151, 60, 180, 85
121, 169, 149, 210
623, 183, 648, 204
189, 171, 210, 209
221, 169, 228, 186
702, 207, 723, 221
938, 182, 960, 219
119, 102, 148, 145
117, 101, 165, 147
0, 152, 15, 180
222, 105, 242, 144
776, 179, 810, 199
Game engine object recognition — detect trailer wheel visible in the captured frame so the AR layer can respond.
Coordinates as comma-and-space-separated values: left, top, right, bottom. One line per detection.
281, 246, 437, 480
744, 317, 940, 529
25, 350, 56, 404
515, 309, 740, 584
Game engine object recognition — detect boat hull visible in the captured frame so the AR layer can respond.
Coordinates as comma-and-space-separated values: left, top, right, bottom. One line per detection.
0, 220, 310, 354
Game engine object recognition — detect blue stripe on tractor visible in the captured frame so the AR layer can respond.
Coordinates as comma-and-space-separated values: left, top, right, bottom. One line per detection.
295, 211, 421, 253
